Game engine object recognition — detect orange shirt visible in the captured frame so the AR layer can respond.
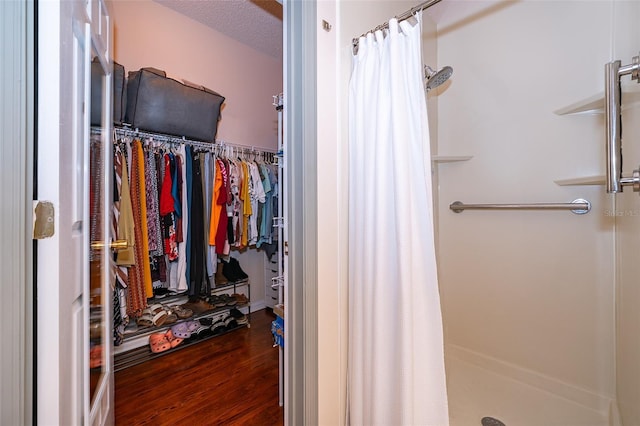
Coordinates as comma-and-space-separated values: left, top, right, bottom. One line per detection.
208, 163, 223, 246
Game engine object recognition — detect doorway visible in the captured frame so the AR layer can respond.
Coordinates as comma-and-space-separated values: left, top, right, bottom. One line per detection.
30, 0, 322, 424
107, 0, 290, 424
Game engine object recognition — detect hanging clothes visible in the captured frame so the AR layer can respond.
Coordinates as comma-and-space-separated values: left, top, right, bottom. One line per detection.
209, 158, 224, 248
215, 158, 229, 255
175, 146, 189, 292
109, 128, 279, 319
202, 153, 216, 277
144, 149, 163, 257
257, 162, 273, 248
114, 147, 135, 266
189, 152, 210, 297
240, 161, 251, 248
159, 153, 178, 261
248, 161, 266, 246
184, 147, 193, 288
112, 145, 134, 327
135, 140, 154, 299
260, 164, 279, 259
206, 154, 217, 276
229, 159, 243, 248
127, 140, 151, 316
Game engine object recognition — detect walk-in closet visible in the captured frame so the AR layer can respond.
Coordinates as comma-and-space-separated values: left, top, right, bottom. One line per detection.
104, 0, 285, 422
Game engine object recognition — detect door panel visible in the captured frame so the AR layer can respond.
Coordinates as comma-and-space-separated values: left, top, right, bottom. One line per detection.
88, 0, 114, 423
37, 0, 113, 424
72, 300, 85, 422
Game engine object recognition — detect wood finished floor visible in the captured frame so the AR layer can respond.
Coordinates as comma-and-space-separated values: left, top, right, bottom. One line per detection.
115, 309, 283, 426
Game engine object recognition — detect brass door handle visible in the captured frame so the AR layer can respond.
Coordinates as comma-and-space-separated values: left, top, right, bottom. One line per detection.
90, 240, 129, 252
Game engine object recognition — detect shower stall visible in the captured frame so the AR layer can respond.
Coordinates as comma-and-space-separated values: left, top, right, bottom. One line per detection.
427, 1, 640, 424
317, 0, 640, 425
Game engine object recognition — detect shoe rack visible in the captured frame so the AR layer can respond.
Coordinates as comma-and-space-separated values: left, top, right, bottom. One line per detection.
114, 279, 251, 371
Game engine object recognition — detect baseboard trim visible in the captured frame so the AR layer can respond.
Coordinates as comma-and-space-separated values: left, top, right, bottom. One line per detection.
250, 300, 266, 312
446, 344, 613, 414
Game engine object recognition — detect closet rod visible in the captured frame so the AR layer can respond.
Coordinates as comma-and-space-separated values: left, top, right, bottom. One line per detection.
352, 0, 443, 49
106, 126, 277, 155
449, 199, 591, 215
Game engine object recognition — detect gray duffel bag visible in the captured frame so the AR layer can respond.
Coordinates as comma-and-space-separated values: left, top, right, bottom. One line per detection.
91, 58, 127, 125
125, 67, 225, 142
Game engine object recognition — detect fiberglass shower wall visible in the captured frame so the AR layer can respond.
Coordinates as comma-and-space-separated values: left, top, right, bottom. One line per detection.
612, 0, 640, 423
435, 0, 617, 413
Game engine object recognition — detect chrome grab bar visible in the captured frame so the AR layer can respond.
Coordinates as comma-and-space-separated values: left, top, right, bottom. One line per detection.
450, 199, 591, 215
605, 60, 622, 193
605, 53, 640, 194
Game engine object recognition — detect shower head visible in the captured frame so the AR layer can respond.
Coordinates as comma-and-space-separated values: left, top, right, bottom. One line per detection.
425, 65, 453, 92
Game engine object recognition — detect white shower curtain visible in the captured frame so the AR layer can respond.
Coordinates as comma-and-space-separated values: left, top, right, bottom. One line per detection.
347, 15, 449, 426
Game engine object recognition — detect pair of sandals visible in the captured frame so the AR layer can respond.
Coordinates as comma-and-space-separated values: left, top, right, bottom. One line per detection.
232, 293, 248, 305
188, 321, 215, 341
137, 304, 194, 328
173, 305, 193, 319
137, 304, 175, 327
172, 318, 223, 341
170, 320, 201, 339
149, 329, 183, 353
209, 293, 244, 307
229, 308, 248, 325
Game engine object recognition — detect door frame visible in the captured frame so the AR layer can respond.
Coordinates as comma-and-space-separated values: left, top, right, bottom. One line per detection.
284, 0, 319, 424
0, 0, 35, 424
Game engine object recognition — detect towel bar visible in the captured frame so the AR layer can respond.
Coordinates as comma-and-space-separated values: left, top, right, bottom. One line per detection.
450, 198, 591, 215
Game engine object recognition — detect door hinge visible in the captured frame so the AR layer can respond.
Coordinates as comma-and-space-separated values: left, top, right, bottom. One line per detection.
33, 200, 55, 239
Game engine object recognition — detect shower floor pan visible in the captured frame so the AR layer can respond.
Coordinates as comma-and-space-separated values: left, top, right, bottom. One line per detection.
446, 350, 610, 426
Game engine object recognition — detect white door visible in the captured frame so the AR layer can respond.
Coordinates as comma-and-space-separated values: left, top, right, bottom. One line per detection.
37, 0, 114, 424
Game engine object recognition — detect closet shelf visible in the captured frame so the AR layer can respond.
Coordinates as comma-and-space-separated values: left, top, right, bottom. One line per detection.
211, 278, 249, 293
432, 155, 473, 163
114, 323, 250, 372
116, 302, 250, 344
115, 279, 252, 358
147, 279, 248, 307
554, 85, 640, 115
554, 175, 605, 186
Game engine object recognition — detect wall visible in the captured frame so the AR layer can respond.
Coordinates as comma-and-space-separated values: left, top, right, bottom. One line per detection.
612, 0, 640, 423
109, 0, 283, 307
316, 2, 342, 424
436, 0, 616, 410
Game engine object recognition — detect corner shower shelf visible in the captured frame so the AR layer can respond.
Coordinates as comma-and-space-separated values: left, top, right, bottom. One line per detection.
554, 85, 640, 115
554, 175, 605, 186
432, 155, 473, 163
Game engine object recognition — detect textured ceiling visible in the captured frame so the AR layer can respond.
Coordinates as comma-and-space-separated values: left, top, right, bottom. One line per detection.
154, 0, 283, 59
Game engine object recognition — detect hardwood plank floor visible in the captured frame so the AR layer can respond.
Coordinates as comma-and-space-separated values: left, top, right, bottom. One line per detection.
115, 309, 284, 426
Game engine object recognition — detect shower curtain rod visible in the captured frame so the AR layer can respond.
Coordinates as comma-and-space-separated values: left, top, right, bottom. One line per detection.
351, 0, 444, 49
